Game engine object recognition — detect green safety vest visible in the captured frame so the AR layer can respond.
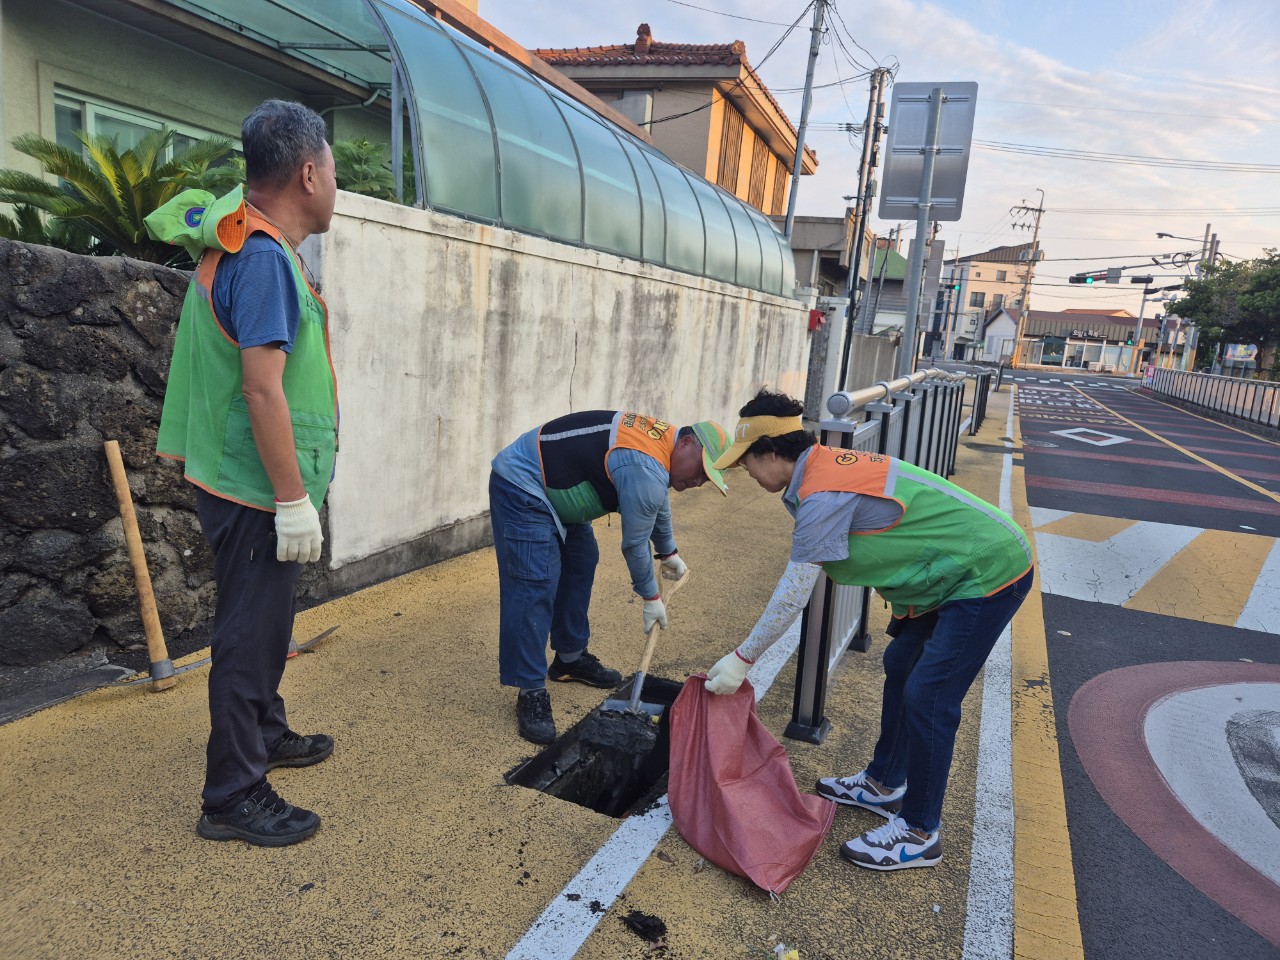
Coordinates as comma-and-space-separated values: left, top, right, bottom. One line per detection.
797, 446, 1032, 617
156, 215, 338, 512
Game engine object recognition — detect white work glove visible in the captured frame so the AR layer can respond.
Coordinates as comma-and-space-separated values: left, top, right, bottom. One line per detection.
643, 596, 668, 633
274, 495, 323, 563
660, 552, 688, 581
704, 648, 752, 695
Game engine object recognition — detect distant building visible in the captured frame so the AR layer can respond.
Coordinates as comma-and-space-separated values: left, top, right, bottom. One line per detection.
933, 242, 1043, 360
995, 307, 1162, 372
534, 23, 818, 217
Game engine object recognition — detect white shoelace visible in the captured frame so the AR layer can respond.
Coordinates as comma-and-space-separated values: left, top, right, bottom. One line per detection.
864, 816, 914, 846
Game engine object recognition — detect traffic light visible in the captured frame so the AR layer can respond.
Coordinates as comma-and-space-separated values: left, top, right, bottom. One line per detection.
1069, 271, 1106, 284
1126, 337, 1134, 345
1129, 276, 1154, 284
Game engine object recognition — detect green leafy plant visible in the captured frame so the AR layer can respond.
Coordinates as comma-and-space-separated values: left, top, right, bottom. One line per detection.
1170, 250, 1280, 377
331, 137, 397, 201
0, 128, 236, 265
0, 202, 97, 254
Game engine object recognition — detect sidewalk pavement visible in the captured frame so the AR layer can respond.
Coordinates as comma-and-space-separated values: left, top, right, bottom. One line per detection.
0, 384, 1016, 960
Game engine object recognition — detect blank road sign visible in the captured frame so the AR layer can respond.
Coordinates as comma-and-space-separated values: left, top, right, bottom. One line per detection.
878, 82, 978, 222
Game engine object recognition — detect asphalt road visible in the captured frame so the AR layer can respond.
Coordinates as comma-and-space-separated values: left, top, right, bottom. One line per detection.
1013, 374, 1280, 960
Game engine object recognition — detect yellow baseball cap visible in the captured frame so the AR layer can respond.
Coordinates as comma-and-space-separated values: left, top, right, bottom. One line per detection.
711, 415, 805, 470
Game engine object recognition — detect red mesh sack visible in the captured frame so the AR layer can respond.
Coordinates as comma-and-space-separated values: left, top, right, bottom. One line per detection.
667, 676, 836, 894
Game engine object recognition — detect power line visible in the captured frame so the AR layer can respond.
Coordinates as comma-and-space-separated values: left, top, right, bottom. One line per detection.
656, 0, 796, 25
648, 3, 814, 126
985, 96, 1278, 124
973, 139, 1280, 173
1048, 207, 1280, 217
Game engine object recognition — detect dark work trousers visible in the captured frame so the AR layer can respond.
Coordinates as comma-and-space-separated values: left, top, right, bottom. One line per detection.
196, 489, 302, 813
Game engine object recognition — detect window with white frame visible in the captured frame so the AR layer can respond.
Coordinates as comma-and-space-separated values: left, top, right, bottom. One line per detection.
996, 269, 1008, 281
969, 291, 986, 308
54, 90, 231, 159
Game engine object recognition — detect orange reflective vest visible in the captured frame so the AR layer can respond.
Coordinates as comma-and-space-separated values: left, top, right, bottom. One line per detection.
797, 445, 1032, 617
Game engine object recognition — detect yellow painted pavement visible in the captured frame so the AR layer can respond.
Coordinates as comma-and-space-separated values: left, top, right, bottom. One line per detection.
1125, 528, 1275, 625
1009, 388, 1086, 960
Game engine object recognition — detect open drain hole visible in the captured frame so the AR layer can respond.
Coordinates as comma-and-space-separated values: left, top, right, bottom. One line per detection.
505, 676, 683, 818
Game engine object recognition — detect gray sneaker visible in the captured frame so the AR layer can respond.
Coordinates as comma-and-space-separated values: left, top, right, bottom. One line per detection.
815, 769, 905, 818
841, 816, 942, 871
197, 782, 320, 847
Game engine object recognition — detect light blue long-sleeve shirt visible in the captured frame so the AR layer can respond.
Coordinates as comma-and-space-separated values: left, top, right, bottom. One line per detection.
492, 431, 675, 599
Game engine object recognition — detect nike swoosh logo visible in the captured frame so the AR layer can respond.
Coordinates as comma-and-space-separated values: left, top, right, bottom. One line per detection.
900, 846, 931, 862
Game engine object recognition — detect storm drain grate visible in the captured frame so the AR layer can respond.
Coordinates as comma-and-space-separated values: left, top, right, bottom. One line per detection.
505, 676, 682, 818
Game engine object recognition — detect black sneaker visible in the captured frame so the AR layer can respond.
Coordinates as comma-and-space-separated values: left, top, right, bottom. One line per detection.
548, 650, 621, 689
517, 688, 556, 745
266, 730, 334, 770
197, 781, 320, 847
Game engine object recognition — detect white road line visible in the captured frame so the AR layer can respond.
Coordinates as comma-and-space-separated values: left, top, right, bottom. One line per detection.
962, 394, 1016, 960
1237, 537, 1280, 632
1034, 519, 1201, 606
505, 624, 802, 960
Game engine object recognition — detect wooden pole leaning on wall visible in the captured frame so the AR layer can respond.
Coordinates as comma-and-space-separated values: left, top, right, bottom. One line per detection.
103, 440, 176, 691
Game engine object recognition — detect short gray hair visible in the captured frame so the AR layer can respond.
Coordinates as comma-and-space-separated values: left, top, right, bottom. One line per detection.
242, 100, 329, 187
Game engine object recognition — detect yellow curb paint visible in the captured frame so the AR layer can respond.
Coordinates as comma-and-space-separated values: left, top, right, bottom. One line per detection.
1035, 512, 1136, 543
1124, 528, 1275, 625
1010, 386, 1086, 960
1079, 388, 1280, 504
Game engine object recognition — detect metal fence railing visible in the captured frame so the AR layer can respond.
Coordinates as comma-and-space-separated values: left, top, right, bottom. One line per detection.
1149, 367, 1280, 432
784, 368, 982, 743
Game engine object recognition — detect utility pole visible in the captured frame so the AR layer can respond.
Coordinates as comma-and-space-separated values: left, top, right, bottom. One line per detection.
1008, 188, 1045, 368
858, 222, 900, 333
783, 0, 827, 239
837, 66, 891, 387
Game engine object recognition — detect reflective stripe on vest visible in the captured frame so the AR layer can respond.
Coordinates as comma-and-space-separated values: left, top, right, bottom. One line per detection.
539, 410, 674, 523
798, 446, 1032, 617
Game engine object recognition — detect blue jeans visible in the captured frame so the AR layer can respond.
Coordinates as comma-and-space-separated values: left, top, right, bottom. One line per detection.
866, 568, 1034, 832
489, 472, 599, 688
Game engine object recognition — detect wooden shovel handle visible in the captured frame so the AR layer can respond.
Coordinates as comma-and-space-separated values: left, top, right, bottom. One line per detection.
637, 568, 690, 673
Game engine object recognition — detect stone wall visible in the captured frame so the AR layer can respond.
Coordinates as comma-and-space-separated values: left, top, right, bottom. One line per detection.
0, 239, 337, 667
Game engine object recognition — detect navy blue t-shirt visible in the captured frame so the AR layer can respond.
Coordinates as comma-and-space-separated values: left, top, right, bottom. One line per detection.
211, 233, 301, 353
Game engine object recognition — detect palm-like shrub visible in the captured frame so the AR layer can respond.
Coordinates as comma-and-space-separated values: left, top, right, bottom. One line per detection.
331, 137, 397, 201
0, 202, 97, 254
0, 128, 236, 265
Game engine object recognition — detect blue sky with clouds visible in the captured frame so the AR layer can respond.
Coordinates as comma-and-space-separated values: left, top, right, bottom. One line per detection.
480, 0, 1278, 313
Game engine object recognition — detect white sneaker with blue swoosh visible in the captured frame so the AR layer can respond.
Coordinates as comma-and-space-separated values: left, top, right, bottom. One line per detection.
841, 816, 942, 871
815, 769, 905, 818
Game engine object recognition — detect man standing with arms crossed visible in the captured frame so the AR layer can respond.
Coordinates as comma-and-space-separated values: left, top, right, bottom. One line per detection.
149, 100, 339, 846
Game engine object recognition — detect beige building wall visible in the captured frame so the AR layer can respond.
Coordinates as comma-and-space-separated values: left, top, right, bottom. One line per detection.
965, 258, 1029, 313
316, 191, 808, 569
649, 87, 714, 176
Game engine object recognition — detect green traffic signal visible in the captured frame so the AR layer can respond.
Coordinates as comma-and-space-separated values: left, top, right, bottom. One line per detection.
1084, 276, 1095, 284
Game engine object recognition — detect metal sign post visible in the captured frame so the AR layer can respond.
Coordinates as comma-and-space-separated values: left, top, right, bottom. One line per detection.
879, 82, 978, 378
895, 87, 943, 378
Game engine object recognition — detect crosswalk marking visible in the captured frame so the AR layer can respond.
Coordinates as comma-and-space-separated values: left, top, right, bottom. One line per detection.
1030, 507, 1278, 634
1238, 539, 1280, 632
1126, 528, 1274, 626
